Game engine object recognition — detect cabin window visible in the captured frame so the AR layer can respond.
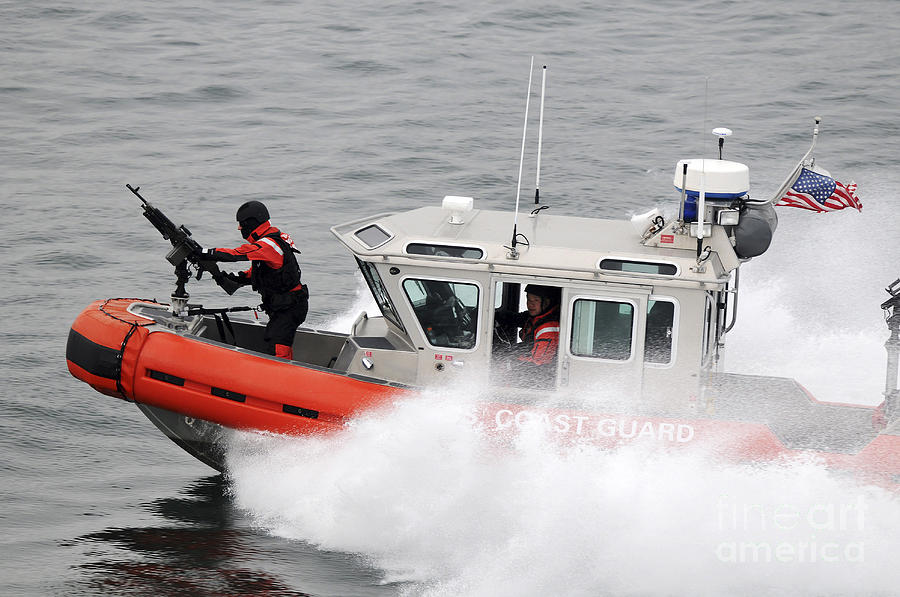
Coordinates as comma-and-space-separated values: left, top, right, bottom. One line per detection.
599, 259, 677, 276
402, 278, 479, 349
645, 298, 676, 365
570, 299, 634, 360
354, 224, 392, 249
494, 281, 504, 309
356, 258, 405, 332
406, 243, 484, 259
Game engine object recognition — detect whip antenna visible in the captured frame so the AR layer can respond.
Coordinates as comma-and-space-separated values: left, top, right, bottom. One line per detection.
509, 56, 534, 258
534, 65, 547, 205
696, 78, 709, 257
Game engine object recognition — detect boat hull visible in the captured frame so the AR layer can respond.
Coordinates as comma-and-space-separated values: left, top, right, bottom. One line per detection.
137, 402, 230, 471
66, 298, 407, 440
67, 299, 900, 487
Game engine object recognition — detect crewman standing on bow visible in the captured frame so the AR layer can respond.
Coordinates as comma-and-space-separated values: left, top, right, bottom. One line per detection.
199, 200, 308, 360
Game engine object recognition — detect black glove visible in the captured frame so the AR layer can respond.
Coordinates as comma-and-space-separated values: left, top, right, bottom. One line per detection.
212, 271, 246, 296
226, 272, 247, 285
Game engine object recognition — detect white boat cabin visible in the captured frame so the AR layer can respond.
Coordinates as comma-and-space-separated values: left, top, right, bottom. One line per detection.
330, 163, 773, 407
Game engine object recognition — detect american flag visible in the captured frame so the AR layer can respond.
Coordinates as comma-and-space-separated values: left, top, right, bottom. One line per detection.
776, 167, 862, 212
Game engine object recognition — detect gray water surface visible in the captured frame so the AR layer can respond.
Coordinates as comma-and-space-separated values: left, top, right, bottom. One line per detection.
3, 1, 899, 595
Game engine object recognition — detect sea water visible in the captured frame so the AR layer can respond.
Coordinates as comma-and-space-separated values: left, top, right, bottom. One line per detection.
3, 0, 900, 595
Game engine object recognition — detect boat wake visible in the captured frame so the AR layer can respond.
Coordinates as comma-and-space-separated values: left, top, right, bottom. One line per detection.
225, 385, 900, 597
728, 278, 887, 406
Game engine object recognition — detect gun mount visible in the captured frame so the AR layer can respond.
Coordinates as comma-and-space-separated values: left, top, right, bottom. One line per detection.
127, 184, 240, 313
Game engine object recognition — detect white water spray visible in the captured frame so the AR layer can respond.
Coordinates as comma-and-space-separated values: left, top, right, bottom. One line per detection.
226, 385, 900, 596
226, 173, 900, 596
727, 177, 897, 406
314, 272, 379, 333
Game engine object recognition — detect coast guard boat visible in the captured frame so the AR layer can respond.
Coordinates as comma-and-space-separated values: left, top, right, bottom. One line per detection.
66, 126, 900, 484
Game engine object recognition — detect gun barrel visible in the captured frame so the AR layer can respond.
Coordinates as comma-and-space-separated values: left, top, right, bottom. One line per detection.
126, 183, 236, 293
126, 183, 151, 205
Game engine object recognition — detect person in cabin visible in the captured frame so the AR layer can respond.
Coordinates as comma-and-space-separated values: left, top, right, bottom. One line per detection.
198, 200, 308, 360
495, 284, 561, 377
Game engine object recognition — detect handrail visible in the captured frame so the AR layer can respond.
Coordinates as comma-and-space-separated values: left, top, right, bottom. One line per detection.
723, 269, 740, 334
351, 311, 368, 336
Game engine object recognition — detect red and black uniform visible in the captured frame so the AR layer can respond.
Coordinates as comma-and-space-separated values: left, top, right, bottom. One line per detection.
495, 304, 561, 367
516, 304, 561, 367
207, 221, 308, 360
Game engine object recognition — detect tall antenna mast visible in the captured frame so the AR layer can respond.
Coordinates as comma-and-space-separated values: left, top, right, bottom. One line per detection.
534, 65, 547, 204
509, 56, 534, 259
696, 77, 709, 257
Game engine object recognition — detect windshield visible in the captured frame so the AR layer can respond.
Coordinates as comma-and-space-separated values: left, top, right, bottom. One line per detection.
356, 259, 405, 333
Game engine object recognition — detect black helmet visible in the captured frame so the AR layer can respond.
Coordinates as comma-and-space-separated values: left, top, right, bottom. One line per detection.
524, 284, 559, 302
236, 200, 269, 238
236, 200, 269, 224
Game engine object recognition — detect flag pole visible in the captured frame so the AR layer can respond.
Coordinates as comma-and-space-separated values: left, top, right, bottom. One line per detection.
759, 116, 821, 205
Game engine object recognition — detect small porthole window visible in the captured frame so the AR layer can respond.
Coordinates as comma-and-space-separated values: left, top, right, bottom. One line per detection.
406, 243, 483, 259
599, 259, 677, 276
354, 224, 392, 249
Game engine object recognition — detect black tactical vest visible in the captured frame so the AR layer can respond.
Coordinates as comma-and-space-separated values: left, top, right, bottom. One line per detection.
250, 231, 302, 306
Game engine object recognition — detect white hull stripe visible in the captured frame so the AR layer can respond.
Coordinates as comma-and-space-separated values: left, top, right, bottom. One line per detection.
535, 326, 560, 339
259, 237, 284, 255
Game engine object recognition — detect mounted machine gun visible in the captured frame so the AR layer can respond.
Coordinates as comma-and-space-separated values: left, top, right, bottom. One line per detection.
126, 184, 241, 314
